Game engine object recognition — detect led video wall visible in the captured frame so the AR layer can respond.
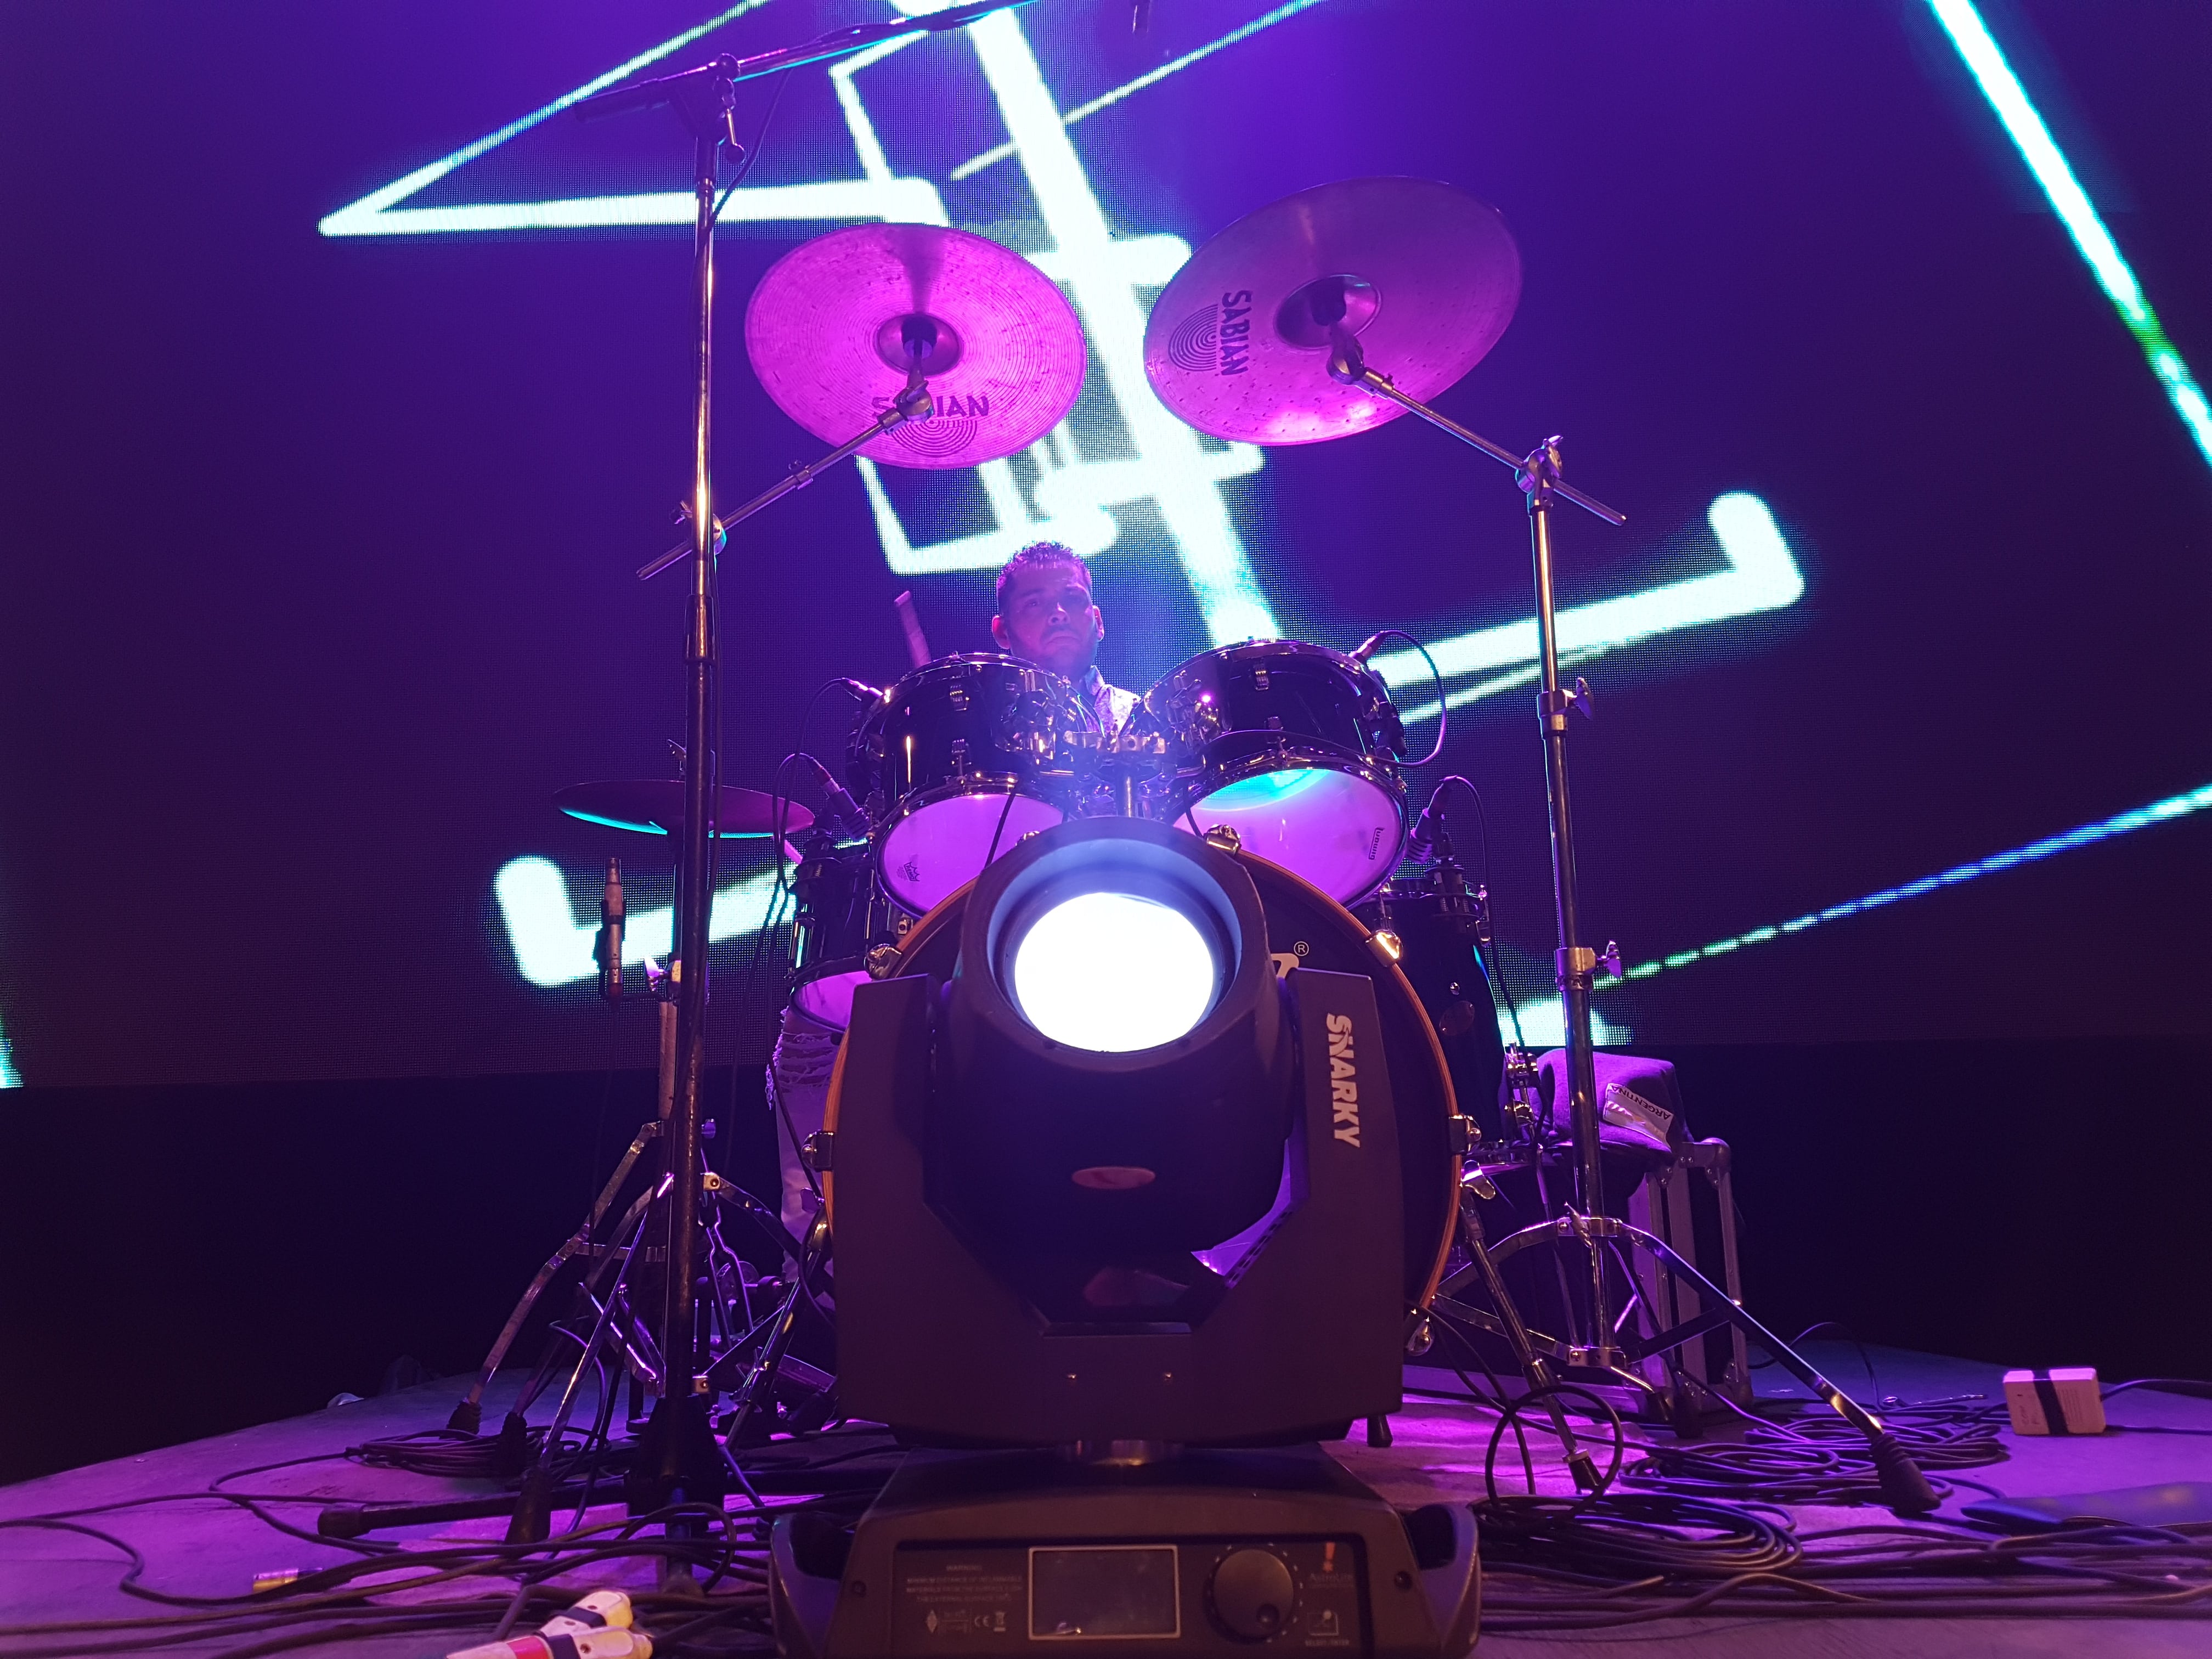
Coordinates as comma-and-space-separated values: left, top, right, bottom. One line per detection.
3, 0, 2206, 1087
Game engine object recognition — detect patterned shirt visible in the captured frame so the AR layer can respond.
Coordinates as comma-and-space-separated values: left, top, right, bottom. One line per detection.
1080, 664, 1141, 744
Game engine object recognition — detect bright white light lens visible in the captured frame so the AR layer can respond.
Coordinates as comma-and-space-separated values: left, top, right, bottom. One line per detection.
1011, 891, 1218, 1053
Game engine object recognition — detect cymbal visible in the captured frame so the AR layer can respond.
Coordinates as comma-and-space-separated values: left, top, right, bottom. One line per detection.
744, 223, 1086, 471
555, 781, 814, 838
1143, 178, 1521, 446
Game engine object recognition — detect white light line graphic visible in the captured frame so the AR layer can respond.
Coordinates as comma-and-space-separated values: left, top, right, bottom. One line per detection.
1926, 0, 2212, 467
0, 1022, 19, 1089
1376, 493, 1805, 716
494, 857, 785, 987
947, 0, 1336, 180
1604, 781, 2212, 989
960, 8, 1278, 641
318, 0, 780, 239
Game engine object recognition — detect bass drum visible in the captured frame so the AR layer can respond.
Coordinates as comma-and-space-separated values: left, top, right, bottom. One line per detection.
840, 841, 1465, 1314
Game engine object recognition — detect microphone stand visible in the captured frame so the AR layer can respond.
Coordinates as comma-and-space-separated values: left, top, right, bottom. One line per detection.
1327, 335, 1940, 1513
563, 0, 1042, 1578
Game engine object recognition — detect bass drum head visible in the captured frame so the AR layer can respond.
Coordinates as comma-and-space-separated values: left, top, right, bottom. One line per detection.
879, 789, 1068, 915
866, 848, 1460, 1311
1182, 761, 1404, 905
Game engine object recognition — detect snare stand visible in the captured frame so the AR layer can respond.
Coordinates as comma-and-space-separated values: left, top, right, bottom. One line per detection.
1324, 333, 1940, 1512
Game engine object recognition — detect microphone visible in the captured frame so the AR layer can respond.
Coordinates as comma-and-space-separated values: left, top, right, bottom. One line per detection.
1402, 783, 1452, 868
834, 678, 884, 703
1348, 631, 1386, 663
804, 755, 871, 838
595, 858, 625, 1003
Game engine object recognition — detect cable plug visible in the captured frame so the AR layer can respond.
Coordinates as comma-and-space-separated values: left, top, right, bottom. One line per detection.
1867, 1431, 1941, 1514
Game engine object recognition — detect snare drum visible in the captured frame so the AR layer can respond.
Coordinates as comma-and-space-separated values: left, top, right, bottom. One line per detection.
788, 842, 913, 1030
1142, 640, 1408, 904
849, 653, 1086, 915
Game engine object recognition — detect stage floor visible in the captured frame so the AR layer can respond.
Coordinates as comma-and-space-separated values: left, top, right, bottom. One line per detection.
3, 1346, 2208, 1658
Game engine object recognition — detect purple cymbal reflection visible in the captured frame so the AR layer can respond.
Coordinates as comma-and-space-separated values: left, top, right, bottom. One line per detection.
1143, 178, 1521, 447
744, 223, 1085, 471
555, 780, 814, 839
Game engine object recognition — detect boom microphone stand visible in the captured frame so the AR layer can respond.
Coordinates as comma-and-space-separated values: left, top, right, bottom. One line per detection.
564, 0, 1042, 1567
1324, 334, 1940, 1513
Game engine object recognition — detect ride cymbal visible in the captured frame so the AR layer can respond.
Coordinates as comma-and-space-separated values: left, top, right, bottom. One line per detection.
554, 781, 814, 838
1143, 177, 1520, 445
744, 223, 1085, 471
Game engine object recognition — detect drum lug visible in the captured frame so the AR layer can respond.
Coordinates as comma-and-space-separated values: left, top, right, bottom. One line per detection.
949, 684, 969, 712
1200, 823, 1243, 855
1367, 928, 1404, 966
802, 1131, 834, 1172
865, 943, 903, 979
1252, 664, 1270, 691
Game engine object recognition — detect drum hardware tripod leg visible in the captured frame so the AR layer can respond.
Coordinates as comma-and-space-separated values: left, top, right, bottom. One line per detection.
448, 1119, 667, 1434
718, 1209, 834, 1448
1483, 1212, 1943, 1513
1324, 334, 1940, 1514
1454, 1184, 1601, 1491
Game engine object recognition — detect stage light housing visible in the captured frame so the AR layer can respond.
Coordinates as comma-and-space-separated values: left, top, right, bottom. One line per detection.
939, 818, 1294, 1257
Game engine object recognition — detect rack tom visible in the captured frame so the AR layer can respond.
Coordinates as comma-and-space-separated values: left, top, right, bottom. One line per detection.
849, 653, 1086, 915
1142, 640, 1408, 904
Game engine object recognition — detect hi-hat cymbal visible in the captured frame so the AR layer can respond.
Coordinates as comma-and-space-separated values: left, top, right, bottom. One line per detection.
1143, 178, 1521, 446
744, 223, 1086, 471
555, 781, 814, 838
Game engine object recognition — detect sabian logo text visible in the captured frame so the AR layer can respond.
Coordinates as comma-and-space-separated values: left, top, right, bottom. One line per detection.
1325, 1011, 1361, 1147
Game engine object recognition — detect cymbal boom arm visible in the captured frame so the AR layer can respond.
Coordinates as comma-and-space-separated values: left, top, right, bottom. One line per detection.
639, 374, 934, 581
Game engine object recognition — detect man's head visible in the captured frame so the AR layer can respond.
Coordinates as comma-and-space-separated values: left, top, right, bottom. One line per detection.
991, 541, 1103, 679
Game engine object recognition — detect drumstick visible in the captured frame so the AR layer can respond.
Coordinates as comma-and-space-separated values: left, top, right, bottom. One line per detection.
893, 590, 933, 668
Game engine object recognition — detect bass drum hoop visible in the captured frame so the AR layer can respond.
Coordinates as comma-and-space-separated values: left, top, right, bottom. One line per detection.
822, 845, 1464, 1316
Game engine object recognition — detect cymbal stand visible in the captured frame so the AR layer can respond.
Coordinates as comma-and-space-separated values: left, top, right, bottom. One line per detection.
565, 0, 1042, 1573
1326, 334, 1939, 1511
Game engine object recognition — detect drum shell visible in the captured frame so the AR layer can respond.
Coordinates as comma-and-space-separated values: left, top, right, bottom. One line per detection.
847, 653, 1084, 812
1356, 885, 1508, 1145
788, 845, 910, 1031
1141, 640, 1409, 902
1144, 639, 1404, 786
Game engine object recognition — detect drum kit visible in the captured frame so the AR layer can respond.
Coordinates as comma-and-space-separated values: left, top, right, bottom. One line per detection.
498, 1, 1938, 1542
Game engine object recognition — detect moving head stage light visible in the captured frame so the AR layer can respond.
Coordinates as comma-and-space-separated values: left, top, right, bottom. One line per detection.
771, 819, 1480, 1659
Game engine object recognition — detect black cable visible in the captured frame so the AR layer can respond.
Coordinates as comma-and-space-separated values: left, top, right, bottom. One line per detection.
709, 70, 792, 227
1420, 772, 1527, 1051
1361, 628, 1448, 766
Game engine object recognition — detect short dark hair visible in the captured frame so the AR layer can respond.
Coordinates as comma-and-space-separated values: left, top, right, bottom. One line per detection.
994, 541, 1091, 615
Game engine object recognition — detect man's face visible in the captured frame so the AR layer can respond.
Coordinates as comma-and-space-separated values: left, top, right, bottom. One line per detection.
992, 562, 1103, 678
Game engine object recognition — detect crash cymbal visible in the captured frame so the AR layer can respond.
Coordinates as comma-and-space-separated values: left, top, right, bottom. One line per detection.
1143, 177, 1520, 446
744, 223, 1086, 471
555, 781, 814, 838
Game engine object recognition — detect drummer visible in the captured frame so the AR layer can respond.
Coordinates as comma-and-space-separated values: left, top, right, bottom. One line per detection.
991, 540, 1138, 743
767, 540, 1139, 1234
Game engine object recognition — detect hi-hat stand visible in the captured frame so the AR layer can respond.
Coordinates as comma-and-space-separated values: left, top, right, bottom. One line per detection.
1325, 333, 1940, 1513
